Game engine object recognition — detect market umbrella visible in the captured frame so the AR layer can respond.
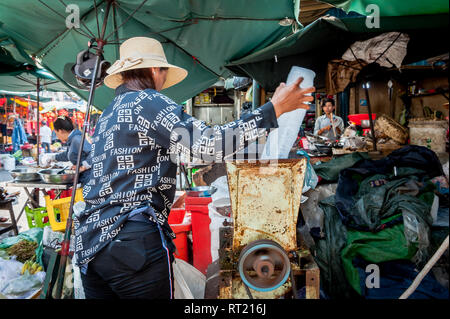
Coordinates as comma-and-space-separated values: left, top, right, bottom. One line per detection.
1, 36, 72, 163
0, 0, 303, 110
0, 36, 70, 92
43, 100, 86, 111
0, 90, 52, 103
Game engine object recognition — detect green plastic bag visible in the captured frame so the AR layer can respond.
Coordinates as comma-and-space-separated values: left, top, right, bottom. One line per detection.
0, 228, 43, 249
341, 219, 418, 295
314, 152, 370, 182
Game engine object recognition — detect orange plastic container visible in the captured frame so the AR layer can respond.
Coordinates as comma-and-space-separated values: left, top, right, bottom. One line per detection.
168, 208, 191, 262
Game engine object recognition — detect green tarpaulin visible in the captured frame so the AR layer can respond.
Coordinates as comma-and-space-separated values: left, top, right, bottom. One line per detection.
0, 72, 71, 92
1, 36, 71, 92
314, 166, 435, 298
319, 0, 449, 17
314, 195, 358, 299
227, 8, 449, 91
0, 0, 302, 110
341, 219, 418, 295
314, 152, 370, 182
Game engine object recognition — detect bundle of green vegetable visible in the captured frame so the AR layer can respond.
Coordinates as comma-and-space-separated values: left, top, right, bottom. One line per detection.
6, 240, 37, 263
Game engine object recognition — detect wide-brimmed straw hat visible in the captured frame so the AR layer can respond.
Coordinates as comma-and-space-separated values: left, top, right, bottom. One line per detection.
104, 37, 188, 90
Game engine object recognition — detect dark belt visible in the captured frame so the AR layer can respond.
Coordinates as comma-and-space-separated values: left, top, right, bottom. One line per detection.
128, 206, 176, 255
128, 206, 152, 223
128, 212, 152, 223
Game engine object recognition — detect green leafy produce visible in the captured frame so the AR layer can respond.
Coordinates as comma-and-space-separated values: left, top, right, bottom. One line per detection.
6, 240, 37, 263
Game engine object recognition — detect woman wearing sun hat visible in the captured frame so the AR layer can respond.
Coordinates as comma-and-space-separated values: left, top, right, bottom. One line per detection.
74, 37, 315, 299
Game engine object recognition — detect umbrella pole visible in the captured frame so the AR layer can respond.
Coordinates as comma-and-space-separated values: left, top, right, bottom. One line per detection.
363, 82, 377, 151
36, 78, 40, 166
53, 0, 112, 299
53, 53, 102, 299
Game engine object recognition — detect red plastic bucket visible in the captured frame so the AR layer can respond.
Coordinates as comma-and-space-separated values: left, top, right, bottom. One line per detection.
185, 196, 212, 206
185, 196, 212, 275
168, 208, 191, 263
348, 113, 377, 125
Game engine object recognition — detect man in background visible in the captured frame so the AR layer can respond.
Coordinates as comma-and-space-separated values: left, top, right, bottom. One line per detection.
314, 98, 344, 141
39, 121, 52, 153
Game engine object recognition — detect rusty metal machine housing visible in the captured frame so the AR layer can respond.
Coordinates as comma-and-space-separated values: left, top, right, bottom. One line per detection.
205, 159, 320, 299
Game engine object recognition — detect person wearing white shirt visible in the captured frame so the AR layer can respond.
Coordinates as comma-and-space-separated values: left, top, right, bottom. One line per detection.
314, 98, 344, 140
40, 121, 52, 153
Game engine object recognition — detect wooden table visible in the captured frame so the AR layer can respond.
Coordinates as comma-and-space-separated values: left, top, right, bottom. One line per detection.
0, 198, 19, 236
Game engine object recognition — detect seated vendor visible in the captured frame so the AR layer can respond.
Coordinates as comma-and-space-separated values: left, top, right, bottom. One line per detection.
41, 116, 92, 185
314, 98, 344, 140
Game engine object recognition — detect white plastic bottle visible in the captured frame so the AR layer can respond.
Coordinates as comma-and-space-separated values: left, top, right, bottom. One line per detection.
261, 66, 316, 160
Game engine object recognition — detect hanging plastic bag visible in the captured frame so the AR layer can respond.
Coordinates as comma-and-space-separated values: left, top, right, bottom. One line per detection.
403, 211, 430, 265
72, 254, 85, 299
296, 150, 319, 193
173, 258, 206, 299
261, 67, 315, 160
209, 203, 232, 261
211, 176, 231, 207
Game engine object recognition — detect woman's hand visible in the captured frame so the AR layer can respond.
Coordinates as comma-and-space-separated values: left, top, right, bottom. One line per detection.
71, 165, 87, 173
271, 77, 315, 118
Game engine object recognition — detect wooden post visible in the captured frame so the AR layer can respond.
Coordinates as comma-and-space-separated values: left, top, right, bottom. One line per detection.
36, 78, 40, 166
305, 268, 320, 299
260, 87, 266, 105
252, 80, 260, 110
363, 83, 377, 151
349, 87, 356, 115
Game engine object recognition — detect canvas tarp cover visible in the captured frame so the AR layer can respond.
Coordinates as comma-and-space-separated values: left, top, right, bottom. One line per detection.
0, 0, 302, 109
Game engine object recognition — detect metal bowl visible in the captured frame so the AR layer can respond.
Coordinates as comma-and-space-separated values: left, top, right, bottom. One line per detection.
10, 168, 41, 182
186, 186, 217, 197
314, 144, 332, 155
361, 119, 371, 128
38, 169, 76, 184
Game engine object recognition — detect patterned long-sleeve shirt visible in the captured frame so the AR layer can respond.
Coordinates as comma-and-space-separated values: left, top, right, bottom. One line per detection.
54, 129, 92, 185
74, 84, 279, 265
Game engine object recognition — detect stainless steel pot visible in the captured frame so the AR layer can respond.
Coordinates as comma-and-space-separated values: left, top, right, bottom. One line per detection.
38, 169, 76, 184
10, 168, 41, 182
186, 186, 217, 197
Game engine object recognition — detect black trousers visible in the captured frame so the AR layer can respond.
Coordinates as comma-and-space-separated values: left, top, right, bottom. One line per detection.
80, 220, 174, 299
